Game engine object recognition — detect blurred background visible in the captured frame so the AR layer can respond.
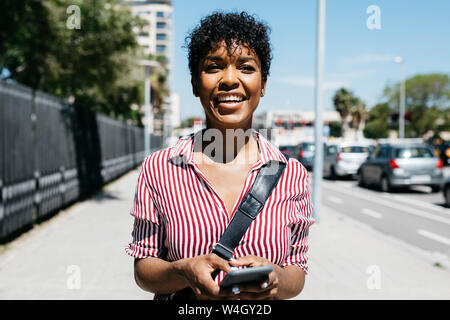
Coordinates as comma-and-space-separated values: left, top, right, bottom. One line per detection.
0, 0, 449, 300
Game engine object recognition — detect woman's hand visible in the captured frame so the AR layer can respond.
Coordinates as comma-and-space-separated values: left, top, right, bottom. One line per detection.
174, 253, 232, 300
226, 255, 279, 300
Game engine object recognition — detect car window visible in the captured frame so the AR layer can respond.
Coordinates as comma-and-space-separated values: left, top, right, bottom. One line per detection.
327, 145, 338, 155
341, 146, 369, 153
377, 146, 390, 158
395, 147, 434, 158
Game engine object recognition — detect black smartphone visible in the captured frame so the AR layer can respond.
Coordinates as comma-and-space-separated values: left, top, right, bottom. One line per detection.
219, 265, 273, 288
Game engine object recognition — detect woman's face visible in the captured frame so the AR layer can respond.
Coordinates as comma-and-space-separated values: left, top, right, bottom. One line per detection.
193, 40, 267, 129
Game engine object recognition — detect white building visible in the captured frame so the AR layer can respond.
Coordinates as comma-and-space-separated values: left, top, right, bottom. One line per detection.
125, 0, 180, 143
126, 0, 173, 62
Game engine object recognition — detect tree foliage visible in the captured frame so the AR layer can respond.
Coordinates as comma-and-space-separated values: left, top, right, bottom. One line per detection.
363, 103, 390, 139
0, 0, 167, 125
383, 73, 450, 137
332, 87, 366, 132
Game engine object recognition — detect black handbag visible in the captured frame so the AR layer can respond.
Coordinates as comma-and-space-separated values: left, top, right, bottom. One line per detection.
172, 153, 289, 300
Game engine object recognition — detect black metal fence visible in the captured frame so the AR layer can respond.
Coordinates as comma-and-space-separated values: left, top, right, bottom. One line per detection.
0, 80, 161, 240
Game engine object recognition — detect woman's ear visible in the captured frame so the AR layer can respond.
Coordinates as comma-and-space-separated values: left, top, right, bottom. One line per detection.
261, 79, 267, 97
191, 77, 198, 97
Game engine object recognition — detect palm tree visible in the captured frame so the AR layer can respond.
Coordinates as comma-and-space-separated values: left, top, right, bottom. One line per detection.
333, 88, 354, 132
350, 98, 367, 131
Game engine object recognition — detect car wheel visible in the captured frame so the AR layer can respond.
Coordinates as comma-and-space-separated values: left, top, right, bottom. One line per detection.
445, 186, 450, 207
357, 170, 366, 187
330, 166, 337, 180
430, 185, 441, 193
380, 176, 391, 193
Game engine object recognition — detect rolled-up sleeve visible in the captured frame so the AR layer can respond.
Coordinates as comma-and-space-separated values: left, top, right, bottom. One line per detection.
125, 158, 164, 259
282, 165, 314, 273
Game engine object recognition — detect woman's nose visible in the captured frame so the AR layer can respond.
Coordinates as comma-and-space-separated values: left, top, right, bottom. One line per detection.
219, 65, 239, 89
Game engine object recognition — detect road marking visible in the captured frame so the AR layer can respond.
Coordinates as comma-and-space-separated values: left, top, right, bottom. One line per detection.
384, 194, 450, 216
361, 208, 383, 219
323, 182, 450, 226
336, 180, 449, 215
327, 196, 343, 204
417, 229, 450, 246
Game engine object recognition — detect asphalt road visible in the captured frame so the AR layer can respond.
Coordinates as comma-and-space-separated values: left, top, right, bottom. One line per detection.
320, 169, 450, 259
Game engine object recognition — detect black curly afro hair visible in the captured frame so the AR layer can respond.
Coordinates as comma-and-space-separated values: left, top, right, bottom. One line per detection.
185, 11, 272, 81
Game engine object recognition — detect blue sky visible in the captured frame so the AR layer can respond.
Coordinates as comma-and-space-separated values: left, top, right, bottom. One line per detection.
171, 0, 450, 121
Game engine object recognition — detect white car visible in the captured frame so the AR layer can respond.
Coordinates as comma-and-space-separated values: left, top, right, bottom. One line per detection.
323, 142, 373, 179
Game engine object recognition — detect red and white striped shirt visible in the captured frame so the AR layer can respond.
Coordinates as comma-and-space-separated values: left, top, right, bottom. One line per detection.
125, 129, 314, 300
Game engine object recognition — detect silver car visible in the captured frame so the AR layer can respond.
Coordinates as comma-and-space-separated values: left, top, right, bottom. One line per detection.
323, 142, 372, 179
358, 142, 444, 192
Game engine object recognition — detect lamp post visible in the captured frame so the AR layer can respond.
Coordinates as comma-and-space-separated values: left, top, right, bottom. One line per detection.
394, 56, 406, 139
138, 59, 161, 156
312, 0, 326, 222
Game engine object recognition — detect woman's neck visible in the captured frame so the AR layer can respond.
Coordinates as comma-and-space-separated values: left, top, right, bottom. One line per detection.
195, 124, 259, 165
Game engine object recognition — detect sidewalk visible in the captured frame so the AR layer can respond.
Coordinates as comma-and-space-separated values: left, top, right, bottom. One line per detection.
0, 168, 449, 300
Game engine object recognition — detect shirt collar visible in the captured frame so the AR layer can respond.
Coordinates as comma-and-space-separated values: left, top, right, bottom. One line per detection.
168, 128, 289, 166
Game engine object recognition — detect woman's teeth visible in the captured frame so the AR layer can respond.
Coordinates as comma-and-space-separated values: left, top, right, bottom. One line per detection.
216, 96, 244, 102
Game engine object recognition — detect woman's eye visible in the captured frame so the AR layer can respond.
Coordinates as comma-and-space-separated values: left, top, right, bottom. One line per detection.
205, 64, 220, 71
241, 65, 256, 72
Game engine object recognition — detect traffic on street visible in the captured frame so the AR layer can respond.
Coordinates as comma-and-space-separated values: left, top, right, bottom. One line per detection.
291, 137, 450, 260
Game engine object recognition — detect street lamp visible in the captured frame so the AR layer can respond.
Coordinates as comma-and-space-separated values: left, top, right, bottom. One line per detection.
394, 56, 406, 139
312, 0, 326, 223
137, 59, 162, 156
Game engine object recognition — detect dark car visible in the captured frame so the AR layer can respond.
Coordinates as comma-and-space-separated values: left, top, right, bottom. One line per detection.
438, 141, 450, 166
443, 178, 450, 207
279, 145, 301, 160
298, 142, 315, 171
358, 142, 444, 192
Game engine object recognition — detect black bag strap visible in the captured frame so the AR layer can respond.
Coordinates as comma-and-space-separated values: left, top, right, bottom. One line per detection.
210, 153, 289, 277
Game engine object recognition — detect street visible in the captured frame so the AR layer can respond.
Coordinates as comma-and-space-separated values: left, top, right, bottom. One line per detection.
321, 169, 450, 258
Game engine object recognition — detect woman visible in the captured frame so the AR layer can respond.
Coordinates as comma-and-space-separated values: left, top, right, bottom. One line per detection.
125, 11, 314, 300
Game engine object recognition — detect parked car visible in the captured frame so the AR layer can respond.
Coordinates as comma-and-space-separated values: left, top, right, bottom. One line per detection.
323, 142, 372, 179
279, 145, 301, 160
298, 142, 315, 171
438, 141, 450, 166
358, 142, 444, 192
443, 177, 450, 207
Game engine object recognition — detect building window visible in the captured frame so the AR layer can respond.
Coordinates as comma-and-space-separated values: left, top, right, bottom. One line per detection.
157, 11, 165, 18
156, 22, 166, 29
156, 33, 166, 40
156, 45, 166, 53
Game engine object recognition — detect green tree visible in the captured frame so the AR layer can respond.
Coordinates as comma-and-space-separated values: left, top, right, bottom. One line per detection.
332, 87, 366, 133
328, 121, 342, 137
0, 0, 55, 89
0, 0, 158, 125
363, 103, 390, 139
349, 98, 367, 131
383, 73, 450, 137
332, 88, 353, 132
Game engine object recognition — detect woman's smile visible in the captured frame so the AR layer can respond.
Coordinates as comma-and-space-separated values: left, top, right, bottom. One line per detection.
214, 92, 246, 110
